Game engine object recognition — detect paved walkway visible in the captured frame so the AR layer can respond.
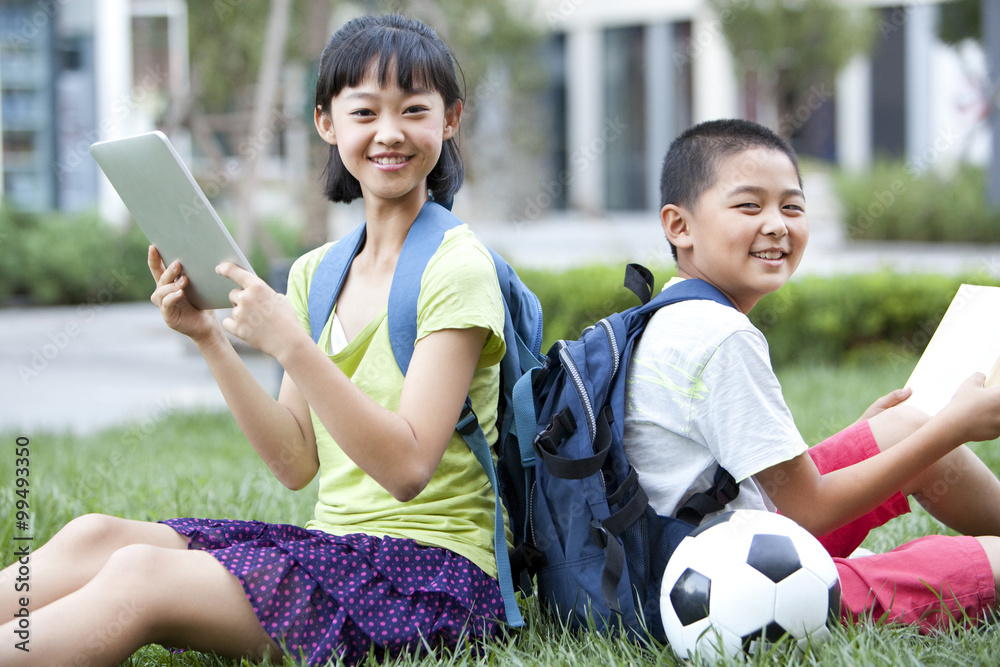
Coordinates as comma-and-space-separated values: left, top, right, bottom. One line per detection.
5, 171, 1000, 436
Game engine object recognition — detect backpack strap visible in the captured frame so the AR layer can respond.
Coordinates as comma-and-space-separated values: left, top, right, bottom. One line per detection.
306, 201, 525, 628
307, 224, 367, 343
637, 277, 741, 526
458, 403, 524, 627
387, 202, 460, 373
676, 466, 740, 525
635, 276, 736, 317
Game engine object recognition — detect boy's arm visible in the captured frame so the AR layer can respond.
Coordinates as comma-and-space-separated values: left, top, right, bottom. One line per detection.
758, 373, 1000, 536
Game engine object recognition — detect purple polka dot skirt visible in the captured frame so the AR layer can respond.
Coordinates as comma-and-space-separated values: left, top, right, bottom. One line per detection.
161, 518, 506, 665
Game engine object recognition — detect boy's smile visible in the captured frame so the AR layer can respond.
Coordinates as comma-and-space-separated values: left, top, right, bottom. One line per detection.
663, 147, 808, 313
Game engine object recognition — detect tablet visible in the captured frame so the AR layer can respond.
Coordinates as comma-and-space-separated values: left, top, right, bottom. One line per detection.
90, 130, 255, 310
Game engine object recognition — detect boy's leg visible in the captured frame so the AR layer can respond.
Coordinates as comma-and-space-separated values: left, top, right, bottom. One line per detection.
0, 514, 188, 619
0, 544, 279, 667
868, 405, 1000, 536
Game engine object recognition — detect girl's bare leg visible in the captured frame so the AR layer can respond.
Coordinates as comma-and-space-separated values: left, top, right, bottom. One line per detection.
0, 543, 280, 667
869, 405, 1000, 536
0, 514, 187, 619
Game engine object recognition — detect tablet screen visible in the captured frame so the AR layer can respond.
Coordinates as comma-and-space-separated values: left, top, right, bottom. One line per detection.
90, 131, 255, 310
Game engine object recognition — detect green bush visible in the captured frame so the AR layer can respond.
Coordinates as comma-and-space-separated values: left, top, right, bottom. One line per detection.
834, 161, 1000, 243
519, 263, 991, 370
0, 204, 152, 305
518, 263, 676, 351
751, 272, 981, 368
1, 201, 989, 372
0, 204, 306, 307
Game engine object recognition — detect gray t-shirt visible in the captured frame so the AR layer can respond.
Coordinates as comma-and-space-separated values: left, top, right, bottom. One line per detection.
623, 291, 807, 521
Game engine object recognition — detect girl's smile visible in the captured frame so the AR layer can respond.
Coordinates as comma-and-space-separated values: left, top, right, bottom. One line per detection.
370, 152, 413, 170
315, 68, 461, 211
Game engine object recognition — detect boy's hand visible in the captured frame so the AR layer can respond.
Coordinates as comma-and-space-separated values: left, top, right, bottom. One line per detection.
148, 246, 218, 341
857, 387, 912, 422
216, 262, 302, 359
939, 373, 1000, 443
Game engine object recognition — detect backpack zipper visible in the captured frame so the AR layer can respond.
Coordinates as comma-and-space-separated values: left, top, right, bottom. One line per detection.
558, 343, 597, 443
596, 318, 619, 408
597, 319, 619, 376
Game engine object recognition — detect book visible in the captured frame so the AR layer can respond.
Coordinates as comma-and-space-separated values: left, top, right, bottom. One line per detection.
904, 284, 1000, 415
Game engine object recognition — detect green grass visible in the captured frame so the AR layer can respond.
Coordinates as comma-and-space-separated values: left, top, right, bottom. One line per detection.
4, 359, 1000, 666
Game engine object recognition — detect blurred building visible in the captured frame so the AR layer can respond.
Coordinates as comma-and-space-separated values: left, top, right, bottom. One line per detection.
1, 0, 188, 217
0, 0, 991, 221
534, 0, 989, 213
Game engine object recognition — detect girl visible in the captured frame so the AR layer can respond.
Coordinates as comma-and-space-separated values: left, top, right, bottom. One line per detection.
0, 14, 509, 666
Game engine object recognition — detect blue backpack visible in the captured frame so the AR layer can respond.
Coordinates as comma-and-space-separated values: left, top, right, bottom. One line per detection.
509, 266, 740, 641
306, 200, 544, 628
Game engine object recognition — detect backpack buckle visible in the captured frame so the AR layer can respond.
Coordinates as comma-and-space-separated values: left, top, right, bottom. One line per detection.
457, 404, 479, 436
533, 408, 576, 454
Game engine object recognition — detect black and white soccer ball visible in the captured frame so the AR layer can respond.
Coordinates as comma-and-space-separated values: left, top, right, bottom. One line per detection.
660, 509, 841, 659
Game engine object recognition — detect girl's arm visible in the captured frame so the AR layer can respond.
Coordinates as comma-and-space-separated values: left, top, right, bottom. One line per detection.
758, 373, 1000, 536
149, 248, 319, 489
217, 262, 488, 503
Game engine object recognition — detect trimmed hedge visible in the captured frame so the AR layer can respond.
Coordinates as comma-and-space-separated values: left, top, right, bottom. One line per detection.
519, 264, 990, 370
834, 162, 1000, 243
0, 204, 304, 307
1, 203, 989, 370
0, 206, 152, 306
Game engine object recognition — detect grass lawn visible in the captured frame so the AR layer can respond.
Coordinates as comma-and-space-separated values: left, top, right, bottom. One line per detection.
3, 359, 1000, 666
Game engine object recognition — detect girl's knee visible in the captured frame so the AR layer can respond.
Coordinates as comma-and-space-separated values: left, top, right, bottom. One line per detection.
60, 513, 129, 545
99, 544, 170, 582
975, 536, 1000, 590
870, 404, 930, 452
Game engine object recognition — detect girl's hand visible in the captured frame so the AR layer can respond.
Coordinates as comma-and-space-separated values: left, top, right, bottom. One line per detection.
857, 387, 912, 422
148, 246, 218, 341
216, 262, 302, 358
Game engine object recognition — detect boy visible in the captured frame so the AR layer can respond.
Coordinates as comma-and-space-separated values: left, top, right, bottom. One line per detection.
624, 118, 1000, 630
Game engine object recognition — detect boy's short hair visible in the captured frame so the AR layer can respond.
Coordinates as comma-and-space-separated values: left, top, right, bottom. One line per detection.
660, 118, 801, 210
659, 119, 801, 260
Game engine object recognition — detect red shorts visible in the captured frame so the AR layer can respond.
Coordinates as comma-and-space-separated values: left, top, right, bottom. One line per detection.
808, 421, 995, 631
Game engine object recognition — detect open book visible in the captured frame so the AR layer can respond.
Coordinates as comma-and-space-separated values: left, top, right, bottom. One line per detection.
904, 284, 1000, 415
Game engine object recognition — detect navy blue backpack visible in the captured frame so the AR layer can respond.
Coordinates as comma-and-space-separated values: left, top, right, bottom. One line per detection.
509, 266, 740, 641
306, 200, 544, 628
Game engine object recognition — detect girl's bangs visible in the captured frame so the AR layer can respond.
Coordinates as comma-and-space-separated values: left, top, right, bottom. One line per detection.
332, 30, 453, 98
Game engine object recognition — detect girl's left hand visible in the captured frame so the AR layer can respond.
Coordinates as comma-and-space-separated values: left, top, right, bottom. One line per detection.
216, 262, 301, 358
856, 386, 912, 422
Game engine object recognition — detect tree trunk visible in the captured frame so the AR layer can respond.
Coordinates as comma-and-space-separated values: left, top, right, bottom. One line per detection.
301, 0, 334, 249
234, 0, 292, 254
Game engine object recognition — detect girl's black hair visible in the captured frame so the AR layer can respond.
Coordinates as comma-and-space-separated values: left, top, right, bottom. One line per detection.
315, 14, 465, 204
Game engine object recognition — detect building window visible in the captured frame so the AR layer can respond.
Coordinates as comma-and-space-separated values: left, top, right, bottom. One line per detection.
604, 25, 646, 211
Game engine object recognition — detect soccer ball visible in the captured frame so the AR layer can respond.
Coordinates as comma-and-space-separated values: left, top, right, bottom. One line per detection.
660, 509, 841, 660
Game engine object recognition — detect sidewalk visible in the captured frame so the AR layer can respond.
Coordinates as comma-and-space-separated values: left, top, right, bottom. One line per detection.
3, 303, 279, 436
5, 171, 1000, 436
